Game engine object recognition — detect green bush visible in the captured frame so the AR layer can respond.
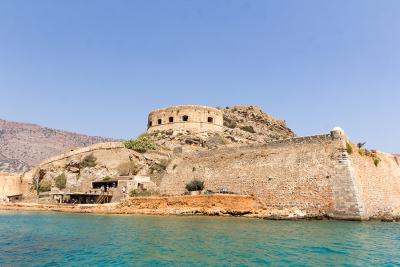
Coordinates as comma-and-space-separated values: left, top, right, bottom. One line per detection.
241, 126, 256, 133
185, 179, 205, 191
374, 159, 380, 166
223, 116, 237, 128
358, 150, 365, 156
117, 161, 136, 176
129, 189, 159, 197
346, 142, 353, 155
192, 166, 196, 171
55, 173, 67, 190
207, 136, 229, 146
76, 174, 80, 180
80, 154, 97, 168
124, 137, 157, 152
103, 176, 111, 181
157, 136, 162, 140
264, 118, 268, 124
38, 180, 51, 192
173, 164, 177, 170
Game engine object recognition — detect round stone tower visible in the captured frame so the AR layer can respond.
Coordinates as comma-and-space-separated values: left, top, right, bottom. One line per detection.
147, 105, 223, 132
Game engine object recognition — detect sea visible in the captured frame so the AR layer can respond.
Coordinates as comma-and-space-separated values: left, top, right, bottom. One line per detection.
0, 211, 399, 266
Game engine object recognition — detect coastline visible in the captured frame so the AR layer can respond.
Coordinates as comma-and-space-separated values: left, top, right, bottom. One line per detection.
1, 195, 398, 222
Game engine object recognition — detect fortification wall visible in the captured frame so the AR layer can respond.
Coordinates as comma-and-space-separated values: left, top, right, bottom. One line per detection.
0, 172, 21, 199
161, 133, 356, 217
351, 148, 400, 218
147, 105, 223, 132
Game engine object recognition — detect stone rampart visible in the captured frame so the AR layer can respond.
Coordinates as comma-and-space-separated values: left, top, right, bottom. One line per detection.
160, 130, 400, 220
147, 105, 223, 132
162, 133, 344, 215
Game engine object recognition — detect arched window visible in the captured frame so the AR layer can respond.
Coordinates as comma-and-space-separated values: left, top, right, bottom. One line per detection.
182, 116, 188, 121
169, 117, 174, 122
208, 117, 213, 123
158, 119, 162, 124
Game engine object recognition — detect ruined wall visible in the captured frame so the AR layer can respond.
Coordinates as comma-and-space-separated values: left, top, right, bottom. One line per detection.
147, 105, 223, 132
351, 147, 400, 218
0, 172, 21, 199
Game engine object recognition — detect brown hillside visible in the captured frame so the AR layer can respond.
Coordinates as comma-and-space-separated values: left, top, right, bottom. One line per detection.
0, 119, 123, 173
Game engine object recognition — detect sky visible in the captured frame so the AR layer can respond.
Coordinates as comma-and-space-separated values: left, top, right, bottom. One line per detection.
0, 1, 399, 153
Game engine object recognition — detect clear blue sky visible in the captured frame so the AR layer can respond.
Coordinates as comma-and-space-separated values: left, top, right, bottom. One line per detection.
0, 1, 399, 153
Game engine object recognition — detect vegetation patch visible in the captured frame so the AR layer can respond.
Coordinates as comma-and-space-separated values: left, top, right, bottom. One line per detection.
346, 142, 353, 155
223, 116, 237, 128
55, 173, 67, 190
117, 161, 136, 176
358, 150, 365, 156
374, 158, 380, 166
124, 137, 157, 152
185, 179, 204, 191
38, 180, 51, 192
79, 154, 97, 168
207, 136, 229, 146
151, 158, 171, 171
173, 164, 177, 170
103, 176, 111, 181
241, 126, 256, 133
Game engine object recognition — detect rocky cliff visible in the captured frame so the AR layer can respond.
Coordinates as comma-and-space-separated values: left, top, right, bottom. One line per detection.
0, 119, 123, 174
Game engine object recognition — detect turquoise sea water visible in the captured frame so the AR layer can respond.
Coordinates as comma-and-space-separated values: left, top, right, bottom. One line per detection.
0, 211, 399, 266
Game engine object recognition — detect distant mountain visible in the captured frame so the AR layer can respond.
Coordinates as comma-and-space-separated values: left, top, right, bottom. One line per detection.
394, 154, 400, 157
0, 119, 123, 174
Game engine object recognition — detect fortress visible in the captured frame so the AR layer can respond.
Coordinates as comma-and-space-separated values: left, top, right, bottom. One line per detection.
147, 105, 223, 132
2, 105, 400, 220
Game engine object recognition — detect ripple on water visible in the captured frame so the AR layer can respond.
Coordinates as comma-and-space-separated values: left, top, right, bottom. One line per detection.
0, 211, 399, 266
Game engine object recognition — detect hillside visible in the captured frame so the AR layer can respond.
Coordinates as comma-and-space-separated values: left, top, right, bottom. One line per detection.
0, 119, 123, 173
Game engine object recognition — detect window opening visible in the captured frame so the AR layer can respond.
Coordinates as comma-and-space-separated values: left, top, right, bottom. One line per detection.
169, 117, 174, 122
158, 119, 162, 124
149, 121, 152, 127
182, 116, 188, 121
208, 117, 213, 123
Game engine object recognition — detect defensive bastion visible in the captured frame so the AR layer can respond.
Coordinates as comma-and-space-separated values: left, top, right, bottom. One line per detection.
147, 105, 223, 132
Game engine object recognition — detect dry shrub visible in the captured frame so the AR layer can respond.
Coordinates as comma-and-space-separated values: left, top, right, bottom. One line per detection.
117, 161, 136, 176
207, 136, 229, 146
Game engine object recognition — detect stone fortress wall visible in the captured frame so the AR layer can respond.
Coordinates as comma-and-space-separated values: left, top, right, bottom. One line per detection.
0, 172, 22, 199
161, 128, 400, 220
147, 105, 223, 133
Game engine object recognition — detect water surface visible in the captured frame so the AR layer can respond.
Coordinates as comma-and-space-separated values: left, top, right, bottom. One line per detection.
0, 211, 399, 266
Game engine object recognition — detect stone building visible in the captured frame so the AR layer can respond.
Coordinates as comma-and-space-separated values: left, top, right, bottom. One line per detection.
147, 105, 223, 132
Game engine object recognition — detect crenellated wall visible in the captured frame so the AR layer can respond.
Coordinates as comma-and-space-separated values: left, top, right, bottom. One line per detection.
147, 105, 223, 132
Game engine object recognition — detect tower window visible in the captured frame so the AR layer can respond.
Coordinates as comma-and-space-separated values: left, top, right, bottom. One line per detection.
208, 117, 213, 123
182, 116, 188, 121
158, 119, 162, 124
149, 121, 152, 127
169, 117, 174, 122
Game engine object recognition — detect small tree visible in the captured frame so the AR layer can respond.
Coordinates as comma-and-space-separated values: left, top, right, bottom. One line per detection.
185, 179, 204, 191
55, 173, 67, 190
357, 142, 366, 149
241, 126, 256, 133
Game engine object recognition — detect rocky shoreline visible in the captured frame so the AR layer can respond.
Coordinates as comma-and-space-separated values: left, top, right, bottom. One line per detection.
1, 195, 399, 222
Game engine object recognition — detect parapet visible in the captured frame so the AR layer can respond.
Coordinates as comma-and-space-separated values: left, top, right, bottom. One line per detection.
147, 105, 223, 133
